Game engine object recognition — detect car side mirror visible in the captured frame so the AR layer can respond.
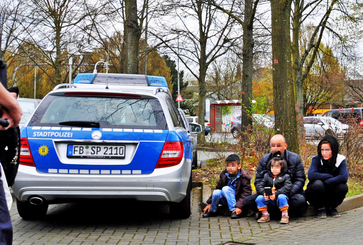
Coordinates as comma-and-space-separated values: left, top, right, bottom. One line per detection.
189, 122, 202, 133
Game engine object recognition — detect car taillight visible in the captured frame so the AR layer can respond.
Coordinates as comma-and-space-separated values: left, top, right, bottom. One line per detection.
20, 138, 36, 167
156, 141, 184, 168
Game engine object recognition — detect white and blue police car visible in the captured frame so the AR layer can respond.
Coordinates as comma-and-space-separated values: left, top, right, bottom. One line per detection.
13, 73, 194, 219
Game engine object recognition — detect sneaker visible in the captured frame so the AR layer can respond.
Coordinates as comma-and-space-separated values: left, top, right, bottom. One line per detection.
317, 207, 327, 219
280, 215, 289, 224
202, 211, 217, 218
231, 212, 242, 219
255, 211, 262, 220
257, 214, 270, 223
327, 208, 341, 217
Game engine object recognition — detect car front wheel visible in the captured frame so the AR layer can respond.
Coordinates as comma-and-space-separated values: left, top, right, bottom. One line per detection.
16, 199, 48, 220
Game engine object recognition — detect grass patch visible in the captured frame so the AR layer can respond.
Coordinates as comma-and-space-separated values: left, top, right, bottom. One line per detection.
347, 179, 363, 197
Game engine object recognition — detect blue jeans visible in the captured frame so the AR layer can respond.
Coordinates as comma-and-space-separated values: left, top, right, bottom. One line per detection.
256, 194, 289, 211
210, 186, 236, 212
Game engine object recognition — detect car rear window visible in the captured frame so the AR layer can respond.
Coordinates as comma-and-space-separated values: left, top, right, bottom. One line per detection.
28, 94, 167, 130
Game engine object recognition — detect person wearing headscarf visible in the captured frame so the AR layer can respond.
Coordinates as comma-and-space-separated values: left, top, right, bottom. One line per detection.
305, 135, 348, 218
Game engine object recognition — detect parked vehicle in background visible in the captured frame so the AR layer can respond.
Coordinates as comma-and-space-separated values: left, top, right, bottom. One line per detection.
178, 109, 202, 169
322, 108, 363, 126
230, 114, 274, 138
18, 98, 41, 128
13, 73, 193, 220
303, 116, 349, 139
186, 116, 210, 135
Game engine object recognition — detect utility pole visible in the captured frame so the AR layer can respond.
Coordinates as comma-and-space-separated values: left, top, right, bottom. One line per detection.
144, 0, 148, 75
177, 34, 180, 108
34, 66, 37, 99
69, 56, 73, 83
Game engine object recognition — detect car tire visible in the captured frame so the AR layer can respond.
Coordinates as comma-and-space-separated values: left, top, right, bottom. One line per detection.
192, 151, 198, 169
231, 128, 239, 138
16, 199, 48, 220
170, 176, 191, 219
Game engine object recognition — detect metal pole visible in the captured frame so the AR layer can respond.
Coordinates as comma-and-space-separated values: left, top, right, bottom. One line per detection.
13, 64, 25, 87
177, 34, 180, 108
69, 56, 73, 83
34, 66, 37, 99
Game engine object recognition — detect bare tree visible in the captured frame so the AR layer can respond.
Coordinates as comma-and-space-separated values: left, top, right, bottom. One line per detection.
151, 0, 241, 141
345, 78, 363, 104
304, 45, 345, 113
208, 0, 261, 137
207, 57, 242, 100
13, 0, 91, 86
83, 0, 156, 74
292, 0, 363, 117
0, 0, 26, 62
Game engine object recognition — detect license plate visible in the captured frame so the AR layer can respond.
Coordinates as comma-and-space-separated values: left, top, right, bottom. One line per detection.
67, 144, 125, 159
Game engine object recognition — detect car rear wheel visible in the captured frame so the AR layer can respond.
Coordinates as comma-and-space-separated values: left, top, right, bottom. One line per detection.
16, 199, 48, 220
170, 177, 191, 219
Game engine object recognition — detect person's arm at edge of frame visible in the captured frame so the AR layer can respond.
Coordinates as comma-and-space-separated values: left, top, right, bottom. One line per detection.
288, 152, 306, 196
235, 170, 252, 212
0, 83, 22, 129
324, 158, 349, 186
307, 155, 334, 182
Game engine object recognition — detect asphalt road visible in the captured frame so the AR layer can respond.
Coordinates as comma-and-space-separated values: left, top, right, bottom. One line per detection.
11, 187, 363, 245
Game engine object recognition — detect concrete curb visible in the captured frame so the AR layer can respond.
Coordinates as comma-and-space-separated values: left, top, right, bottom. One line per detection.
199, 182, 363, 217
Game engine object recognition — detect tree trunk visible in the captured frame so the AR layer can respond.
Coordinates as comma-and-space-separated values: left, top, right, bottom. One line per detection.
197, 0, 206, 143
55, 22, 62, 85
125, 0, 140, 74
271, 0, 299, 153
241, 0, 254, 138
292, 0, 304, 117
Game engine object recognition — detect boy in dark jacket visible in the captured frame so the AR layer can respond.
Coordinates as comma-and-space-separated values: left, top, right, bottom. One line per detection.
202, 154, 252, 219
255, 152, 292, 224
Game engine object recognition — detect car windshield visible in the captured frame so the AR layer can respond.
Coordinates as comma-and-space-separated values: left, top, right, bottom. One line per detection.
29, 94, 167, 129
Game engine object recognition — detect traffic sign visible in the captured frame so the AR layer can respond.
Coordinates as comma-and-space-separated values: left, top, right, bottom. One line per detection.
176, 94, 183, 102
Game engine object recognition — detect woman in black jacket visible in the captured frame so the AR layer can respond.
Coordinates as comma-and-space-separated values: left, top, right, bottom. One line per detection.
305, 135, 348, 218
255, 152, 292, 224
